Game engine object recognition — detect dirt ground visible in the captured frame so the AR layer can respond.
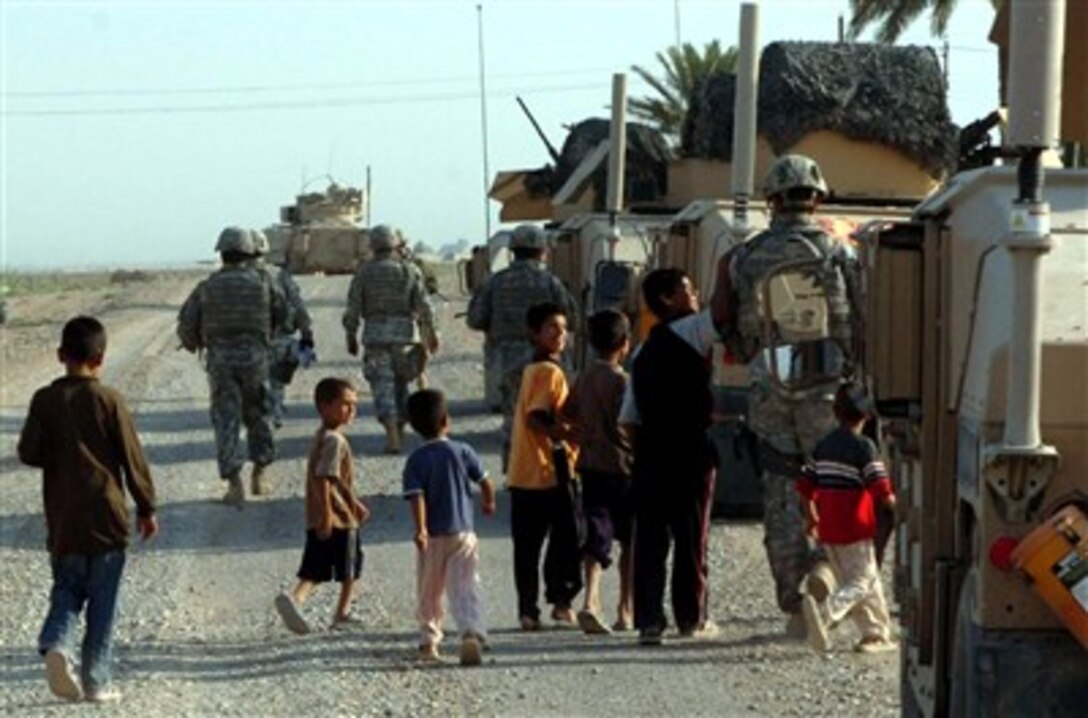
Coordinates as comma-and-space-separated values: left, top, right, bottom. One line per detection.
0, 267, 899, 717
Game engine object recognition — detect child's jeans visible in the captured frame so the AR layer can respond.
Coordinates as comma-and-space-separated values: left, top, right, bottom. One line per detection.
416, 532, 486, 647
38, 550, 126, 692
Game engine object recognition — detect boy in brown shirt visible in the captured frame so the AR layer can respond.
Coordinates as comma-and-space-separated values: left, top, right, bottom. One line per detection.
275, 377, 370, 634
566, 309, 634, 634
18, 316, 158, 703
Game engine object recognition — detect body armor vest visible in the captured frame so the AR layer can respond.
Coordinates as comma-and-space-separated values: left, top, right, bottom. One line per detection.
488, 262, 569, 343
356, 258, 419, 344
199, 267, 272, 345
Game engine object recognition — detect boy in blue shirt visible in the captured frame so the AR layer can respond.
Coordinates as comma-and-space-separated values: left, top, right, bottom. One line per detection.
402, 389, 496, 665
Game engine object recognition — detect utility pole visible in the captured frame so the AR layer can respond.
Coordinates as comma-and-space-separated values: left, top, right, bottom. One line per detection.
674, 0, 681, 46
365, 165, 372, 228
477, 4, 492, 241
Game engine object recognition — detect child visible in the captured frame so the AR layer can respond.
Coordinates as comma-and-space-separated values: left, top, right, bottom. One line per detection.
402, 388, 496, 665
275, 377, 370, 634
566, 309, 634, 634
620, 268, 720, 645
18, 315, 159, 703
507, 301, 582, 630
798, 381, 897, 653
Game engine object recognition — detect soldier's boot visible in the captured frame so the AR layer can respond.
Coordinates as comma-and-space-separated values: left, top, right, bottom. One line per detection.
250, 463, 272, 497
222, 473, 245, 509
382, 419, 402, 455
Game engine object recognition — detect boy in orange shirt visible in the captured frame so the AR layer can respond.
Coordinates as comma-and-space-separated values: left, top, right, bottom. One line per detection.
507, 301, 582, 630
275, 377, 370, 634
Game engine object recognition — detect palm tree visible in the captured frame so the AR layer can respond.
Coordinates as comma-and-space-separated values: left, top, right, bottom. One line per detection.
848, 0, 1001, 43
630, 41, 738, 142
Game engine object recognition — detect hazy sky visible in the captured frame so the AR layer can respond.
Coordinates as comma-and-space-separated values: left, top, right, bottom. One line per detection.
3, 0, 1002, 270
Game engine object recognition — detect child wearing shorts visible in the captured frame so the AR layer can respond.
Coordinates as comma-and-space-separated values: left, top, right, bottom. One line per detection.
275, 377, 370, 634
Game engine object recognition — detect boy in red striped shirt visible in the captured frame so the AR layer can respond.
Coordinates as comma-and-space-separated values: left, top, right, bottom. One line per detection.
797, 382, 897, 653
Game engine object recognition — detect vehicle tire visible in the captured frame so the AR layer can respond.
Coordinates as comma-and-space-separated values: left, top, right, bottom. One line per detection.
900, 669, 923, 718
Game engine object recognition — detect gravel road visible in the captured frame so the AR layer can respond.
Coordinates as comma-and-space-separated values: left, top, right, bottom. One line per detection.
0, 270, 900, 717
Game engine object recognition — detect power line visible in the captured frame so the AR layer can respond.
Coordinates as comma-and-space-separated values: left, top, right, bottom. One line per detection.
3, 82, 606, 117
4, 67, 620, 99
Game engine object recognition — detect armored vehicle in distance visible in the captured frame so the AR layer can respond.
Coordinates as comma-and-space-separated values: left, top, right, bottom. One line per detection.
265, 181, 369, 274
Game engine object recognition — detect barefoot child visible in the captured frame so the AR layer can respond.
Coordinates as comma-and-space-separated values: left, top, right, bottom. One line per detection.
276, 377, 370, 633
18, 316, 159, 703
402, 388, 495, 665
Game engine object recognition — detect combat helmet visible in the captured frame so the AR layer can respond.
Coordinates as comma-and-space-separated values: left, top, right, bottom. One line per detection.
369, 224, 402, 253
509, 224, 548, 251
762, 154, 829, 201
215, 226, 257, 256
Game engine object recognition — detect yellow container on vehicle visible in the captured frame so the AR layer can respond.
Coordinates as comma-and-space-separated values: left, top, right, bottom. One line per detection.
1011, 504, 1088, 650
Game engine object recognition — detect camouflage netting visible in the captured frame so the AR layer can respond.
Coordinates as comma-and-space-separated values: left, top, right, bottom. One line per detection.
682, 42, 958, 178
551, 119, 673, 207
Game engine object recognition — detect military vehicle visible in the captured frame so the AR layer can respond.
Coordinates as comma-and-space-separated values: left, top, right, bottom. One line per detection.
264, 180, 369, 274
857, 1, 1088, 714
478, 3, 959, 518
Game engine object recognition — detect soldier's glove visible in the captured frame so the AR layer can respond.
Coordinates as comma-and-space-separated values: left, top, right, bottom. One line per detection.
346, 335, 359, 357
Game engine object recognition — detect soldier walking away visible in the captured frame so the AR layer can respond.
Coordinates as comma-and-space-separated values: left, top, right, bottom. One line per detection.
251, 229, 316, 428
177, 227, 288, 506
711, 155, 860, 638
396, 233, 441, 390
465, 224, 578, 472
343, 224, 438, 455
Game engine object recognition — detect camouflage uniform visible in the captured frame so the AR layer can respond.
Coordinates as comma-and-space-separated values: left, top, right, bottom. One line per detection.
726, 155, 857, 617
465, 225, 577, 470
177, 228, 288, 488
343, 226, 435, 448
397, 238, 440, 389
251, 230, 314, 426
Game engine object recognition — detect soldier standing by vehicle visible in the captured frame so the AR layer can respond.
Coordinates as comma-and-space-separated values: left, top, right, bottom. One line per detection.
177, 227, 288, 506
251, 229, 316, 427
343, 224, 437, 455
465, 224, 578, 472
711, 155, 859, 636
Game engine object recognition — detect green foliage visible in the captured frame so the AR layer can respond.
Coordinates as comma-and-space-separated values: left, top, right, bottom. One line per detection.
630, 41, 739, 141
848, 0, 1001, 43
0, 271, 113, 297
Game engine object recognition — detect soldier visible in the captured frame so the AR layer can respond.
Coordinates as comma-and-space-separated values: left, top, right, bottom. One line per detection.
251, 229, 316, 427
465, 224, 578, 471
177, 227, 288, 506
343, 224, 437, 454
710, 154, 859, 637
395, 232, 440, 390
